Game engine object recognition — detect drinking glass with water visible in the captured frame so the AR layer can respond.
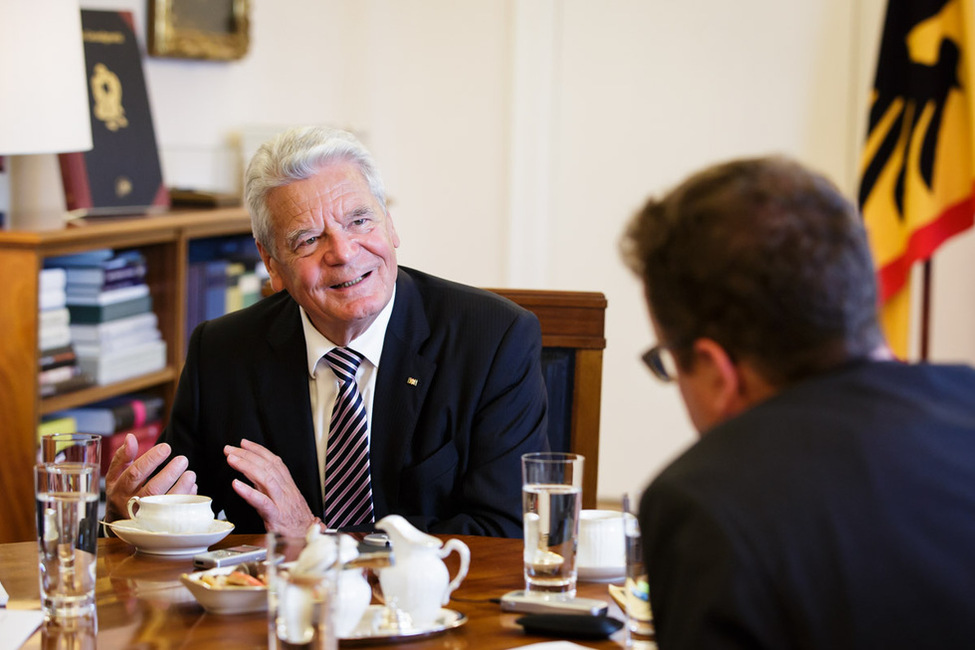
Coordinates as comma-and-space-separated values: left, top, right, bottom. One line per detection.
622, 493, 654, 647
35, 462, 99, 621
521, 452, 584, 599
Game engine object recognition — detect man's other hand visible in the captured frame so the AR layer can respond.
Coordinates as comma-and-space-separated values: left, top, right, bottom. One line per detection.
104, 435, 198, 522
224, 439, 316, 536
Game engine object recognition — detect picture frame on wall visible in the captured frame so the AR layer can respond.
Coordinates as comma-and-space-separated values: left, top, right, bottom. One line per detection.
148, 0, 250, 61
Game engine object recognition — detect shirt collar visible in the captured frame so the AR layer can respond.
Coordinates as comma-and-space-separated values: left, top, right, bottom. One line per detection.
301, 286, 396, 377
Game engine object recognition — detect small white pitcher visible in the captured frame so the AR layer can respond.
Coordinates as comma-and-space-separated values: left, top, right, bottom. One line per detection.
375, 515, 471, 627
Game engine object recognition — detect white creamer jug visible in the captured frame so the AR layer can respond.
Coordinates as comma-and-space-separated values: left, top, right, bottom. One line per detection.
376, 515, 470, 627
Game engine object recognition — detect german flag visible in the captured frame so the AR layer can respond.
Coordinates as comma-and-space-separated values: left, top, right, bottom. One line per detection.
859, 0, 975, 357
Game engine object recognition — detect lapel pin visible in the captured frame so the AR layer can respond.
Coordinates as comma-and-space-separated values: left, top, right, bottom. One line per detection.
407, 377, 419, 386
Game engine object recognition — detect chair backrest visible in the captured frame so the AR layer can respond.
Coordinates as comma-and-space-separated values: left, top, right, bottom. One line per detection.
487, 289, 607, 509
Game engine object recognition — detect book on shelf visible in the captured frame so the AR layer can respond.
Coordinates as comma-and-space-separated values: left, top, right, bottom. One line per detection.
100, 419, 163, 476
66, 275, 145, 298
68, 293, 152, 324
225, 262, 246, 313
39, 310, 72, 352
204, 259, 230, 321
39, 288, 67, 312
38, 342, 89, 397
39, 268, 66, 293
61, 250, 147, 287
39, 325, 71, 352
39, 373, 95, 398
183, 235, 266, 352
76, 338, 166, 386
65, 283, 149, 306
70, 311, 158, 343
58, 11, 168, 217
45, 249, 115, 266
72, 328, 161, 357
240, 271, 262, 308
39, 345, 78, 371
50, 247, 143, 267
37, 416, 78, 442
50, 393, 166, 436
38, 364, 82, 387
188, 235, 261, 263
39, 307, 70, 331
224, 263, 263, 312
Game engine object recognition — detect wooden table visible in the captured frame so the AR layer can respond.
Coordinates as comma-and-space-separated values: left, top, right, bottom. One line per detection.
0, 534, 629, 649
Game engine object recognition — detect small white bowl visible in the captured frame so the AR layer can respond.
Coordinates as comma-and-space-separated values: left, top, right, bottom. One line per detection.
577, 509, 626, 582
180, 566, 267, 615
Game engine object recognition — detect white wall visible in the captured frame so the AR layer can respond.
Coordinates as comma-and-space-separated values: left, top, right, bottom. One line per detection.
56, 0, 975, 502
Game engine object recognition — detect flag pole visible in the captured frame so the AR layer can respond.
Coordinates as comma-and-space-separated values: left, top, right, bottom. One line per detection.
920, 260, 932, 361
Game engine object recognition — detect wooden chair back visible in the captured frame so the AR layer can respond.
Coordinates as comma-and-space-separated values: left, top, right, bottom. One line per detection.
487, 289, 607, 509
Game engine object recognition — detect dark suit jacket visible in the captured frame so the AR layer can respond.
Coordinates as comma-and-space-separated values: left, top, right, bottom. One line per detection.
640, 361, 975, 650
160, 266, 549, 536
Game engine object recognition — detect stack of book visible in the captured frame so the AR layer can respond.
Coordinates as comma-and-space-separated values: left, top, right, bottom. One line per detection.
50, 393, 165, 476
38, 268, 93, 397
185, 235, 265, 352
46, 249, 166, 386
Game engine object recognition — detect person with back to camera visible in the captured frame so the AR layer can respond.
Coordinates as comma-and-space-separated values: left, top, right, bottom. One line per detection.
103, 125, 549, 537
620, 155, 975, 649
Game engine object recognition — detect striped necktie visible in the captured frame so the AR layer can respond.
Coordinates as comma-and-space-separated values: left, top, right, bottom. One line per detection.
322, 347, 374, 528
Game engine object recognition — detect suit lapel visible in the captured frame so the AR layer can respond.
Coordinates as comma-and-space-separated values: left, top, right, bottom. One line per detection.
371, 270, 435, 518
255, 295, 323, 516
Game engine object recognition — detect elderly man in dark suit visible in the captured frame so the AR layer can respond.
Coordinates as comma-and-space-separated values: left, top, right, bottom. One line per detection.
621, 156, 975, 649
105, 126, 548, 537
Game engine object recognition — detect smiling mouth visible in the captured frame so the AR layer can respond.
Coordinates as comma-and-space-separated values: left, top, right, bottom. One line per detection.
331, 272, 369, 290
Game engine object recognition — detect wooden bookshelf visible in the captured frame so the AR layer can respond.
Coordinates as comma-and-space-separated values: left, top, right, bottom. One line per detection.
0, 208, 253, 543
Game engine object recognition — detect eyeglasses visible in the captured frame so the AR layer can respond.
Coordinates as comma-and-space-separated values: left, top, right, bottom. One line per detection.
642, 343, 680, 383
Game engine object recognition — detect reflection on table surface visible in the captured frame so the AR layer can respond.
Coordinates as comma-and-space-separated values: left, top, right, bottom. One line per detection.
0, 533, 630, 649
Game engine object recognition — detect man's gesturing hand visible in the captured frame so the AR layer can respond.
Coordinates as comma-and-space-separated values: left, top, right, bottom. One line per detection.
104, 434, 198, 522
224, 439, 317, 536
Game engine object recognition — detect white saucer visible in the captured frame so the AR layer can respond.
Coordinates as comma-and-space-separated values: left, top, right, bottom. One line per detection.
107, 519, 234, 557
578, 565, 626, 582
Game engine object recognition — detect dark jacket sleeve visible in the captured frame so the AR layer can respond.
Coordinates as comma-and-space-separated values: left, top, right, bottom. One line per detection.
421, 308, 549, 537
640, 478, 785, 650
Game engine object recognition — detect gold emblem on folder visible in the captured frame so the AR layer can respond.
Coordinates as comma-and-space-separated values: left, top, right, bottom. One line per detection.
115, 176, 133, 198
91, 63, 128, 131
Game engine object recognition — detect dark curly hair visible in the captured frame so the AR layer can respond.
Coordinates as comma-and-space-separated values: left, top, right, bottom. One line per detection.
621, 156, 884, 387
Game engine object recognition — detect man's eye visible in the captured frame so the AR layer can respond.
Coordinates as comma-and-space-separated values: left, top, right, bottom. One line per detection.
351, 218, 369, 227
296, 236, 318, 249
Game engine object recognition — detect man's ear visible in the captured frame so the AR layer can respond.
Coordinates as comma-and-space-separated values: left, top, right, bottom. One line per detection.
690, 338, 748, 420
256, 240, 285, 293
385, 209, 401, 248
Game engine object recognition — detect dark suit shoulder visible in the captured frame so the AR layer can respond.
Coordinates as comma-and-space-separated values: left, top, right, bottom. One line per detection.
189, 289, 298, 350
199, 288, 295, 330
649, 360, 975, 520
398, 266, 536, 328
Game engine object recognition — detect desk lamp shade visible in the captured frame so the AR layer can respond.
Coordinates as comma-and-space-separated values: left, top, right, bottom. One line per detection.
0, 0, 93, 155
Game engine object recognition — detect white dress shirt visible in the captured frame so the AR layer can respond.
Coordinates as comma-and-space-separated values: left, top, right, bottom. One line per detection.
300, 287, 396, 495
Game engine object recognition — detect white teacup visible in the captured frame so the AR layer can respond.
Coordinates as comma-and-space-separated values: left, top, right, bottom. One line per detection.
127, 494, 215, 534
577, 509, 625, 569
